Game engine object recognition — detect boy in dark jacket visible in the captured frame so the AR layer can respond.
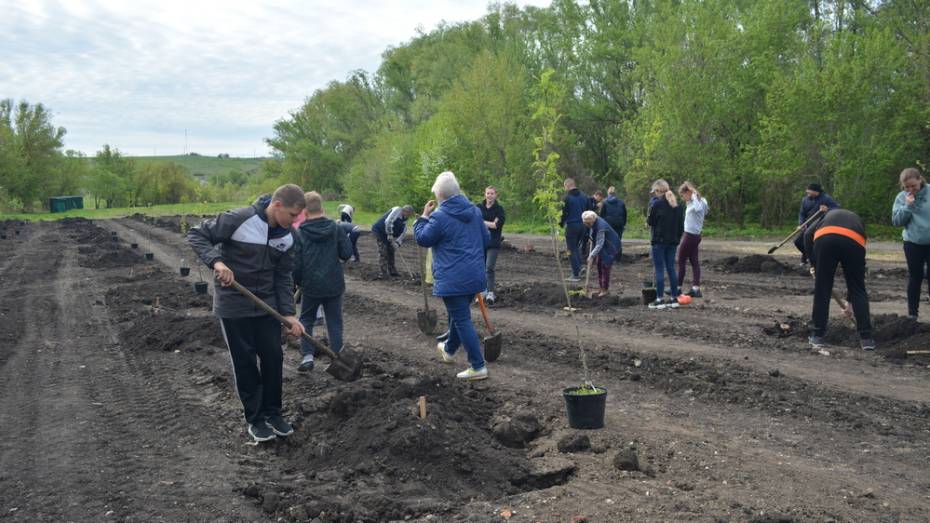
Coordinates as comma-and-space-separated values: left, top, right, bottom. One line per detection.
803, 209, 874, 350
187, 184, 306, 443
646, 180, 685, 309
794, 183, 839, 265
293, 192, 353, 372
478, 186, 506, 303
560, 178, 592, 282
600, 186, 627, 258
372, 205, 414, 277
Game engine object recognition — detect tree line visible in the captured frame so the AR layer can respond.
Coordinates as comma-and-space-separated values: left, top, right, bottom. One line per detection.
265, 0, 929, 226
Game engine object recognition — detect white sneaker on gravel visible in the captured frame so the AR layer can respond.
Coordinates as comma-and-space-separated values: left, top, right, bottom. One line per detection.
648, 299, 666, 310
437, 343, 455, 363
665, 298, 679, 309
456, 367, 488, 381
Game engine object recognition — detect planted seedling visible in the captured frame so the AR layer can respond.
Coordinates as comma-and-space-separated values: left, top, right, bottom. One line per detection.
179, 258, 190, 276
531, 71, 603, 421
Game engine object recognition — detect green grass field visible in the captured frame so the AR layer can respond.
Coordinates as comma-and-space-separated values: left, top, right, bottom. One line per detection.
1, 200, 900, 241
126, 155, 266, 178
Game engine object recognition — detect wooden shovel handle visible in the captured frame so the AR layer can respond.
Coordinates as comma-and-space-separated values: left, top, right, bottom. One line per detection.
229, 280, 337, 360
769, 209, 825, 253
476, 293, 495, 334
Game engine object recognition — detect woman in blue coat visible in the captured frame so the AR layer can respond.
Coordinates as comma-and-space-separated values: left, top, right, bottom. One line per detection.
415, 171, 491, 381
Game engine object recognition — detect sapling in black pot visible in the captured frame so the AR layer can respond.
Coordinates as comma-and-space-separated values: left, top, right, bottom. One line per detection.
179, 258, 190, 276
531, 70, 606, 429
193, 266, 208, 294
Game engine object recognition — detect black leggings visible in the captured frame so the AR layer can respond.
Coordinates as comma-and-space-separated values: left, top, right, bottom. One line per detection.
903, 241, 930, 316
812, 235, 872, 338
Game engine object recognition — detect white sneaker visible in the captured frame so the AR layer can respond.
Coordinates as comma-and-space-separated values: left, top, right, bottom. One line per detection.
437, 343, 455, 363
666, 298, 679, 309
487, 292, 496, 304
456, 366, 488, 381
648, 299, 666, 310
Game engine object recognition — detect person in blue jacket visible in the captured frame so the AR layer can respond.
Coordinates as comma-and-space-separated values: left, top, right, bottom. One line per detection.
794, 183, 839, 265
599, 186, 627, 259
892, 167, 930, 319
415, 171, 491, 381
582, 211, 620, 297
560, 178, 593, 282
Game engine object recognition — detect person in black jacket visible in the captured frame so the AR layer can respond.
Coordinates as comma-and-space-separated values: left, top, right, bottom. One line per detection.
560, 178, 593, 282
187, 184, 306, 443
599, 186, 627, 259
794, 183, 839, 265
646, 179, 685, 309
478, 186, 506, 304
293, 192, 353, 372
336, 204, 361, 262
803, 209, 875, 350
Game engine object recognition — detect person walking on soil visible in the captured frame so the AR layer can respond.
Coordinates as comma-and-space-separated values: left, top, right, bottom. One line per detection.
478, 186, 506, 304
187, 184, 306, 443
803, 208, 875, 350
372, 204, 414, 278
599, 186, 627, 259
647, 179, 685, 309
560, 178, 593, 282
415, 171, 491, 381
795, 183, 839, 266
582, 210, 620, 297
892, 167, 930, 320
676, 182, 708, 298
292, 192, 353, 372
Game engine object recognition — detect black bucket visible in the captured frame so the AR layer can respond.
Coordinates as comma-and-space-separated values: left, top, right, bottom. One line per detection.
641, 287, 657, 305
563, 386, 607, 429
130, 243, 138, 249
144, 252, 154, 261
180, 267, 190, 276
194, 282, 208, 294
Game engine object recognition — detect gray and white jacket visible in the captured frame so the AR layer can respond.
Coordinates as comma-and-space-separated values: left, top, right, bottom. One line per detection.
187, 198, 297, 318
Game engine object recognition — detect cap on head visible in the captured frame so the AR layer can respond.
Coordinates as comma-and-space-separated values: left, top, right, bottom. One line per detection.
807, 183, 823, 194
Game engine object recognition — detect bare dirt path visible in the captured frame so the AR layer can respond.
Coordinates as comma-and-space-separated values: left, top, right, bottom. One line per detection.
0, 220, 261, 522
105, 215, 929, 522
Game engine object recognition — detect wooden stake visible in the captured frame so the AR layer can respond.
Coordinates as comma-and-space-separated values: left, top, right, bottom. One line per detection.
905, 350, 930, 356
417, 396, 427, 419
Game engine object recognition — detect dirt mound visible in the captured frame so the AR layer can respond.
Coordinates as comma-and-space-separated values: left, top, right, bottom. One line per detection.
80, 249, 144, 268
494, 282, 638, 310
715, 254, 802, 275
105, 272, 212, 313
343, 260, 420, 287
122, 312, 223, 353
259, 358, 546, 521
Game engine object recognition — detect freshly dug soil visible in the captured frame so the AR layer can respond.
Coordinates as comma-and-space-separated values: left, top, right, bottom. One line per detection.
715, 254, 805, 275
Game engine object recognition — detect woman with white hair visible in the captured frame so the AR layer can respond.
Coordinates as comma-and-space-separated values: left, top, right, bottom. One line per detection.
415, 171, 491, 381
582, 210, 620, 297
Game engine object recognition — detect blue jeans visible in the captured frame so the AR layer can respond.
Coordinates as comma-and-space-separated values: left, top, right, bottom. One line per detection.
348, 229, 360, 261
441, 294, 485, 370
298, 294, 343, 356
651, 243, 679, 299
565, 222, 585, 277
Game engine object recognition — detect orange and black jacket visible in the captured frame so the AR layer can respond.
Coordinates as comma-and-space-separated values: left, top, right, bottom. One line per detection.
803, 209, 867, 266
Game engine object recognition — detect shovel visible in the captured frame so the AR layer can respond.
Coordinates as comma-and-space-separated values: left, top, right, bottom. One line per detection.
415, 246, 438, 334
229, 280, 362, 382
476, 293, 502, 362
809, 269, 857, 328
397, 245, 416, 280
768, 209, 825, 254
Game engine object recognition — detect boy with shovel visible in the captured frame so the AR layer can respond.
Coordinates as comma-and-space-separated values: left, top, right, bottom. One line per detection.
187, 184, 306, 443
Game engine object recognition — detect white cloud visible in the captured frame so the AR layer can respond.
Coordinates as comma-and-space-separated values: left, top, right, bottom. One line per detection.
0, 0, 551, 157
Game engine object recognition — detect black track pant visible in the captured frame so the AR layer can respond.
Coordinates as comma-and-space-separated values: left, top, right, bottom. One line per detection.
812, 235, 872, 338
220, 315, 283, 425
903, 241, 930, 317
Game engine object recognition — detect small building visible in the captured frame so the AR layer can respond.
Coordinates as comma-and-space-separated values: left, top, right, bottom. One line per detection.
49, 196, 85, 213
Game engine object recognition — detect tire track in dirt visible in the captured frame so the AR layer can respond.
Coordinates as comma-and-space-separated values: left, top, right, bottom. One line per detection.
0, 220, 260, 521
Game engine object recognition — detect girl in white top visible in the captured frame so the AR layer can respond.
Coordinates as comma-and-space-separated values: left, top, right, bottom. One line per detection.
677, 182, 709, 297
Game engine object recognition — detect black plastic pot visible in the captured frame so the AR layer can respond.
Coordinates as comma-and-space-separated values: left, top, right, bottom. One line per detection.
563, 387, 607, 429
130, 243, 139, 249
641, 287, 657, 305
180, 267, 191, 276
144, 252, 154, 261
0, 234, 6, 240
194, 281, 208, 294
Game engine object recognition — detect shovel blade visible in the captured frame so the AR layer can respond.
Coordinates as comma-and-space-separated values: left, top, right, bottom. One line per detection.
483, 332, 503, 362
325, 348, 363, 382
416, 309, 439, 334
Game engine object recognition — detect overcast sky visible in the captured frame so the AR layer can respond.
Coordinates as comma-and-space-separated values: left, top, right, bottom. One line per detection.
1, 0, 550, 157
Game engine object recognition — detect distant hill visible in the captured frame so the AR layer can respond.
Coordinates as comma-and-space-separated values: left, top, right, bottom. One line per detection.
129, 155, 267, 178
